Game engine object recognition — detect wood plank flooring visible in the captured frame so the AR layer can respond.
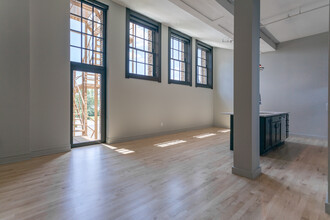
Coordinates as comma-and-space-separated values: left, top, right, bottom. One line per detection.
0, 127, 329, 220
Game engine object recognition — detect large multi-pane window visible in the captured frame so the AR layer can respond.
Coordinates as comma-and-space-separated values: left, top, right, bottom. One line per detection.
196, 40, 213, 89
70, 0, 106, 66
126, 9, 161, 82
70, 0, 108, 147
168, 28, 192, 86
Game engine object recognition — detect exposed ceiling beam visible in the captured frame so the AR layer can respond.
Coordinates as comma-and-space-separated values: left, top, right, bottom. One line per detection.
215, 0, 278, 50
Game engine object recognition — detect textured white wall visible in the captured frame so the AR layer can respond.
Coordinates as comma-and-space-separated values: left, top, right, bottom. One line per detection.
214, 33, 329, 138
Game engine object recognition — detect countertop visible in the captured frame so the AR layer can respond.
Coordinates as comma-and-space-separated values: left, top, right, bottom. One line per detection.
222, 111, 289, 117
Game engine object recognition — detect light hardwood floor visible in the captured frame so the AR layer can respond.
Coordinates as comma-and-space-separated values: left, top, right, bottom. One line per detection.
0, 127, 329, 220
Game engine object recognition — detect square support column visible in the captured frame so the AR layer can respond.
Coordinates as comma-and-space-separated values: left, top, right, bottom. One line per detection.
232, 0, 261, 179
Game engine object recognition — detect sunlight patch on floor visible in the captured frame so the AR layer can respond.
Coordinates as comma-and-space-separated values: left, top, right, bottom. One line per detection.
155, 140, 187, 148
193, 133, 216, 139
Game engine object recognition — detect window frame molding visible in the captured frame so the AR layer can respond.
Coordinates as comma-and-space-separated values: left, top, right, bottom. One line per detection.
168, 27, 192, 86
125, 8, 162, 82
195, 40, 213, 89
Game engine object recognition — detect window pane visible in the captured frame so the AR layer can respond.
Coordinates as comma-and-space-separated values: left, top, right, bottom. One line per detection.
197, 48, 201, 58
70, 0, 81, 15
70, 31, 81, 47
94, 23, 103, 37
82, 34, 93, 50
144, 40, 152, 52
93, 51, 103, 66
71, 46, 81, 62
93, 37, 103, 52
201, 58, 206, 67
146, 53, 153, 65
94, 8, 103, 23
137, 62, 145, 75
137, 50, 145, 63
136, 25, 144, 38
82, 3, 93, 19
145, 29, 152, 41
173, 39, 178, 50
129, 61, 136, 74
82, 49, 93, 64
136, 37, 144, 50
129, 48, 136, 61
201, 50, 207, 59
129, 36, 135, 47
146, 65, 153, 76
70, 15, 81, 32
129, 22, 135, 35
82, 19, 93, 34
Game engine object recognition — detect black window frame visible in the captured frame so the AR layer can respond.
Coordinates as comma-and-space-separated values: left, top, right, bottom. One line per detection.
70, 0, 108, 148
125, 9, 162, 82
195, 40, 213, 89
168, 28, 192, 86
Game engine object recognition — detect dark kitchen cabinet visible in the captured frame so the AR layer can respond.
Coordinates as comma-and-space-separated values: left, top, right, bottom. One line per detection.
230, 113, 289, 155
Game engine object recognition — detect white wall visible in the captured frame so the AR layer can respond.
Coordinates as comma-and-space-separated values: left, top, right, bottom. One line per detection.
0, 0, 213, 163
0, 0, 70, 163
106, 1, 214, 143
0, 0, 30, 160
29, 0, 70, 154
214, 33, 329, 139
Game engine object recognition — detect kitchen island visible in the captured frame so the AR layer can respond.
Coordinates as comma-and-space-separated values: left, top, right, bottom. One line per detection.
225, 112, 289, 155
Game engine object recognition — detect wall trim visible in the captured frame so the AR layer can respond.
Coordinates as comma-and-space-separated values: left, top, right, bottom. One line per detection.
0, 145, 71, 165
290, 133, 327, 140
107, 125, 212, 144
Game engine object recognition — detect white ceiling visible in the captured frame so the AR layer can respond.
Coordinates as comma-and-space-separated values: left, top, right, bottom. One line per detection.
112, 0, 329, 52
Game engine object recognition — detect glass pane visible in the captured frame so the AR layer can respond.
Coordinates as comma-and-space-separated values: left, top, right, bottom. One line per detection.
82, 3, 93, 19
201, 50, 206, 59
136, 37, 144, 50
70, 46, 81, 62
146, 53, 153, 65
137, 50, 145, 63
94, 23, 103, 37
93, 37, 103, 52
129, 36, 135, 48
82, 49, 93, 64
93, 52, 103, 66
144, 40, 152, 52
82, 34, 93, 50
136, 25, 144, 38
82, 18, 93, 35
94, 8, 103, 23
72, 71, 101, 144
70, 0, 81, 16
145, 29, 152, 41
129, 61, 136, 74
197, 57, 201, 66
146, 65, 153, 76
130, 22, 135, 35
197, 48, 201, 58
129, 49, 136, 61
137, 63, 145, 75
201, 58, 206, 67
70, 31, 81, 47
70, 15, 81, 32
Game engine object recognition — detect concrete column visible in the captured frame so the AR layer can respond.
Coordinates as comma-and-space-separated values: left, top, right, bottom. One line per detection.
232, 0, 261, 179
325, 4, 330, 214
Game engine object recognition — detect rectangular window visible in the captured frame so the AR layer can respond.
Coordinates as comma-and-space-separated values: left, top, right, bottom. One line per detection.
196, 40, 213, 89
70, 0, 106, 66
168, 28, 192, 86
70, 0, 108, 147
126, 9, 161, 82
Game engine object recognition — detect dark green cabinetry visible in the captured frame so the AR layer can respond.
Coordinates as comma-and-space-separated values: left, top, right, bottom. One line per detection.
230, 113, 289, 155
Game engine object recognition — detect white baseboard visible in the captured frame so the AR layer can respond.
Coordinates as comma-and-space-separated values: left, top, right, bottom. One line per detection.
290, 133, 327, 140
106, 125, 212, 144
0, 145, 71, 165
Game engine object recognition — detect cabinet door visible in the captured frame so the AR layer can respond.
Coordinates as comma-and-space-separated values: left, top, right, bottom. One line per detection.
265, 118, 272, 151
